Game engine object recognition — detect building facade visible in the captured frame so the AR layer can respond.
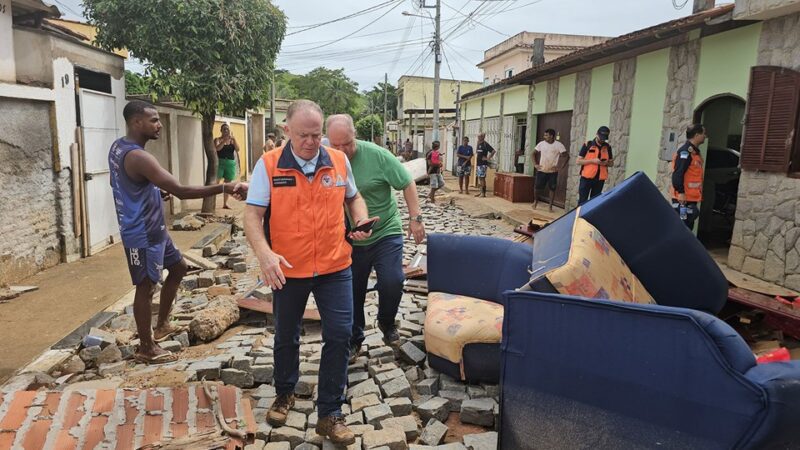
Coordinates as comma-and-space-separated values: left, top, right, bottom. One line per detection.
459, 0, 800, 291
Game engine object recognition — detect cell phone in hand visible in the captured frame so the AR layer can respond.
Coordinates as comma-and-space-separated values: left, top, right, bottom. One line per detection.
352, 217, 380, 233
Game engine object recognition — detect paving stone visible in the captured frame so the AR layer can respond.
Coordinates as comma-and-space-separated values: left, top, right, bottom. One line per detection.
363, 403, 393, 427
348, 371, 370, 386
415, 378, 439, 396
375, 368, 405, 385
221, 368, 254, 388
296, 375, 318, 396
463, 432, 498, 450
408, 335, 426, 352
351, 394, 382, 413
216, 341, 240, 349
362, 427, 407, 450
257, 397, 275, 409
380, 415, 419, 440
368, 363, 398, 378
381, 376, 412, 398
119, 345, 135, 361
61, 355, 85, 375
191, 361, 222, 380
412, 395, 433, 411
304, 428, 324, 446
347, 379, 381, 400
293, 399, 315, 415
264, 443, 290, 450
295, 443, 319, 450
270, 426, 306, 448
439, 375, 466, 392
440, 390, 469, 412
254, 355, 274, 365
241, 327, 268, 336
417, 397, 449, 423
197, 271, 215, 288
308, 412, 318, 428
481, 384, 500, 398
180, 276, 199, 290
233, 262, 248, 273
244, 438, 266, 450
252, 365, 274, 384
460, 398, 496, 427
409, 444, 466, 450
215, 273, 233, 285
466, 385, 486, 399
419, 418, 448, 446
346, 411, 364, 426
322, 437, 362, 450
399, 320, 422, 334
253, 286, 273, 300
368, 346, 395, 359
173, 332, 190, 348
231, 355, 252, 372
422, 366, 439, 379
405, 367, 421, 383
285, 410, 307, 430
97, 361, 126, 377
300, 362, 320, 375
347, 424, 375, 436
256, 422, 273, 441
387, 397, 413, 417
79, 346, 102, 364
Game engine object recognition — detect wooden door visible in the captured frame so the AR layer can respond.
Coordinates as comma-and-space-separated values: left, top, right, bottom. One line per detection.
535, 111, 573, 207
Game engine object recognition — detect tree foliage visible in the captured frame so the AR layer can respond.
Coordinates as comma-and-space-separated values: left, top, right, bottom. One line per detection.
84, 0, 286, 211
355, 114, 383, 142
288, 67, 361, 117
124, 70, 152, 95
363, 82, 398, 122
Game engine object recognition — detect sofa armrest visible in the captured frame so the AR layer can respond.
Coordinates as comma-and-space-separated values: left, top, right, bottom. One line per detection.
741, 361, 800, 448
427, 233, 531, 303
500, 291, 766, 449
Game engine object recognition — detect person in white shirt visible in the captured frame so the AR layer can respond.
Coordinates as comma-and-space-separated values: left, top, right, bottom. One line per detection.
533, 128, 569, 211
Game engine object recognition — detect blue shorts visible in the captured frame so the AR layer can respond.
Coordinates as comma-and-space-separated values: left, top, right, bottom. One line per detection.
124, 238, 183, 285
477, 165, 488, 178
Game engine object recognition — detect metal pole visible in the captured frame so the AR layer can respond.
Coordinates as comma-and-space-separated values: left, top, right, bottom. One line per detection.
383, 72, 388, 148
370, 98, 374, 142
270, 71, 276, 133
432, 0, 441, 142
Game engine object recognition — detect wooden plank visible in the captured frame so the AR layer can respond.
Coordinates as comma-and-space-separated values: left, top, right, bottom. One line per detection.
719, 264, 800, 297
237, 297, 321, 321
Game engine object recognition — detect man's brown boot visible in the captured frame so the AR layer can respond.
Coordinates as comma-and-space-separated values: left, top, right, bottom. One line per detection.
267, 394, 295, 426
316, 415, 356, 445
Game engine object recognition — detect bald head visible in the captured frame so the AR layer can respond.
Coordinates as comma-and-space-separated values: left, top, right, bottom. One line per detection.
286, 99, 323, 122
326, 114, 357, 158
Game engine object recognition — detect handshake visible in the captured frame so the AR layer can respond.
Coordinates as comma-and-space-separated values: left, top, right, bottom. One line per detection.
230, 182, 248, 201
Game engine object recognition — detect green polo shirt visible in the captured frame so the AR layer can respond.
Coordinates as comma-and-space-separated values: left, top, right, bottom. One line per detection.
349, 140, 412, 246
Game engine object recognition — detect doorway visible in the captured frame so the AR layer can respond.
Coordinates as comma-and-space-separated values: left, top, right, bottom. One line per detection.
534, 111, 573, 208
693, 95, 745, 249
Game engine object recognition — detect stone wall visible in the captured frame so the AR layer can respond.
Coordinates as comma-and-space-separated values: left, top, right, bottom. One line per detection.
607, 58, 637, 189
727, 12, 800, 289
0, 98, 66, 285
656, 39, 701, 197
546, 79, 559, 113
565, 70, 592, 210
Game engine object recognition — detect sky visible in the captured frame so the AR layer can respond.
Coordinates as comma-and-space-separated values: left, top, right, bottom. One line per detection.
52, 0, 733, 91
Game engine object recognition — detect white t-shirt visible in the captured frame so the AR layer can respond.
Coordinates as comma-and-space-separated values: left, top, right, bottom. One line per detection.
534, 140, 567, 173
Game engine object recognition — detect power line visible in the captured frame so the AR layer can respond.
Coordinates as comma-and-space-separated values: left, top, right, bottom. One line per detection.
387, 15, 418, 78
441, 44, 456, 80
672, 0, 690, 9
52, 0, 83, 17
286, 0, 402, 35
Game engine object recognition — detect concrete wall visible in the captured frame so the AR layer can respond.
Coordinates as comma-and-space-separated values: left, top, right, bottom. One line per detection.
735, 0, 800, 19
728, 12, 800, 289
0, 99, 63, 285
565, 70, 592, 209
694, 24, 761, 106
585, 64, 614, 142
557, 74, 576, 112
627, 48, 670, 180
398, 76, 482, 112
607, 58, 637, 189
13, 28, 54, 87
177, 115, 205, 211
1, 0, 14, 83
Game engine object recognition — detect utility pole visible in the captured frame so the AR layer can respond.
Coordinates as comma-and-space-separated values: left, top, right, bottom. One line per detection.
383, 72, 388, 149
421, 0, 441, 142
269, 71, 276, 134
369, 98, 374, 142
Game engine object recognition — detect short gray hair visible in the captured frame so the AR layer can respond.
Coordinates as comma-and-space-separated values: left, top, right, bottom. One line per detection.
286, 99, 324, 121
325, 114, 356, 133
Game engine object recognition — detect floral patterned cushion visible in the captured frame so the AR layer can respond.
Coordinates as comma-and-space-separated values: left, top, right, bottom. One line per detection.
545, 217, 656, 304
424, 292, 504, 374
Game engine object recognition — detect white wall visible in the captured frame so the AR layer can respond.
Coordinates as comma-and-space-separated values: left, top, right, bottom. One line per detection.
177, 115, 205, 211
0, 0, 14, 82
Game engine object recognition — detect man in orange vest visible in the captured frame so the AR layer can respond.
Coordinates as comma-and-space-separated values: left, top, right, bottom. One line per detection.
671, 124, 707, 230
576, 126, 614, 205
243, 100, 374, 446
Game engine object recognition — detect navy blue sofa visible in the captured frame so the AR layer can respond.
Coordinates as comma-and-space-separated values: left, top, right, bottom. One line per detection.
500, 173, 800, 449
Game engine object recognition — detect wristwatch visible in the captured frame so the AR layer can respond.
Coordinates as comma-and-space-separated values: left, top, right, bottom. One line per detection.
409, 215, 423, 223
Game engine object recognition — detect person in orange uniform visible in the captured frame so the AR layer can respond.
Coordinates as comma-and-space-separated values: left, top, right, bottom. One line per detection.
576, 126, 614, 205
243, 100, 375, 446
671, 124, 706, 230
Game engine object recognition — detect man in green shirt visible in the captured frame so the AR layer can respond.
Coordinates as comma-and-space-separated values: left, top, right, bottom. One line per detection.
326, 115, 426, 359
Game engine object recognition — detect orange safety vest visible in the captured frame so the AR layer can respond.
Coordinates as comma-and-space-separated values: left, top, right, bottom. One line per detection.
580, 141, 610, 181
262, 144, 352, 278
670, 148, 704, 202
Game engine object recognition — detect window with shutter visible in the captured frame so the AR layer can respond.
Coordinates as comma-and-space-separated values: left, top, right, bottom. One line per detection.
740, 66, 800, 173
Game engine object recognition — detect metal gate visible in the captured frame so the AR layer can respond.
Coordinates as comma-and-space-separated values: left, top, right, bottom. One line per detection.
79, 88, 121, 254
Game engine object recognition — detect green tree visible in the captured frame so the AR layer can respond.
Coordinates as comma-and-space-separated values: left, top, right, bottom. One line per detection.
290, 67, 361, 116
273, 69, 299, 99
355, 114, 383, 142
363, 82, 398, 122
84, 0, 286, 212
124, 70, 152, 95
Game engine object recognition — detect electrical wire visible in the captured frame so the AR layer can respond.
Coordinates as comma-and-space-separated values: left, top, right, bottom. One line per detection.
672, 0, 691, 9
441, 0, 510, 39
52, 0, 83, 18
286, 0, 402, 35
